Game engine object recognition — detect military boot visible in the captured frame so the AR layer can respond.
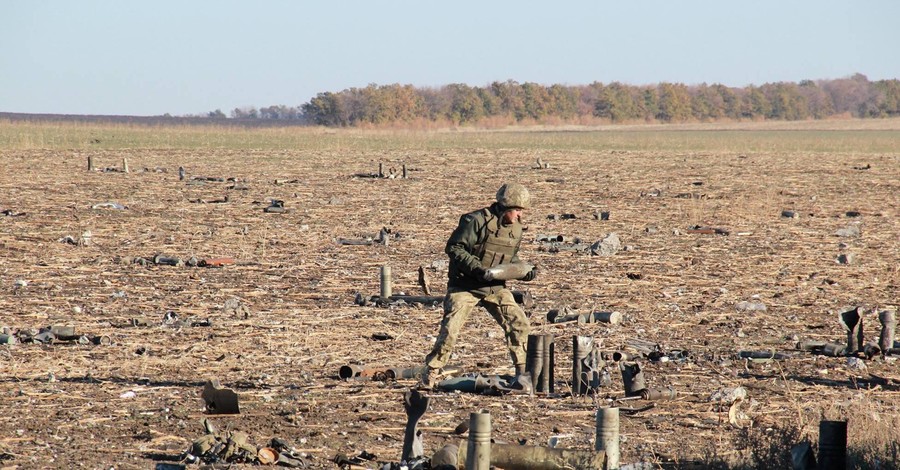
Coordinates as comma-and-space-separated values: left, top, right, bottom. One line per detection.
510, 364, 533, 395
417, 366, 434, 390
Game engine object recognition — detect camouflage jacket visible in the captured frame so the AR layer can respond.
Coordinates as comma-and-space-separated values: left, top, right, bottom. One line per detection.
446, 203, 523, 292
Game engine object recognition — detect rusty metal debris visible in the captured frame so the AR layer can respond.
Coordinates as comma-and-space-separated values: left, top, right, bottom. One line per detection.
201, 379, 240, 415
401, 389, 429, 464
686, 225, 730, 235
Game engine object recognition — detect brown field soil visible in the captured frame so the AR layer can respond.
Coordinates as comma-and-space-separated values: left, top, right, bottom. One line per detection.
0, 140, 898, 469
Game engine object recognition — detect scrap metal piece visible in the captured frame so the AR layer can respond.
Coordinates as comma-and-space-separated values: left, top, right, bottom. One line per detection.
201, 379, 240, 414
401, 389, 430, 462
485, 262, 535, 281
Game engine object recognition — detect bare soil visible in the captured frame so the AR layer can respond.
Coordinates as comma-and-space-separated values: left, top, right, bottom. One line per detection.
0, 145, 897, 469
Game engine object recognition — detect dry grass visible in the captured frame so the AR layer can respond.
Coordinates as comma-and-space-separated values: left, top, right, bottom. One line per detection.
0, 120, 898, 469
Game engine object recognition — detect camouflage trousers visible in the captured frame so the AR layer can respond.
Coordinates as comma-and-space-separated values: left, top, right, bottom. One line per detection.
425, 287, 530, 370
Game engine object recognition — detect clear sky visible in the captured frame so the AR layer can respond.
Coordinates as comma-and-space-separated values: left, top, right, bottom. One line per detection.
2, 1, 898, 116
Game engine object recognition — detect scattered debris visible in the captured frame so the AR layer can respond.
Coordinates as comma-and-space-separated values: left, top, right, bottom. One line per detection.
686, 226, 730, 235
591, 233, 621, 256
91, 202, 127, 210
834, 225, 860, 237
201, 379, 240, 415
781, 210, 799, 218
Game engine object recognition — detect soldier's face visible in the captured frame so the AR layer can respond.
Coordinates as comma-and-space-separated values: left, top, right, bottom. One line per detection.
502, 208, 523, 224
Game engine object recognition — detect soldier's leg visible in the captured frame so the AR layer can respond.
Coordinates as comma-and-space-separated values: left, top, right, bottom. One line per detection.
425, 289, 480, 370
483, 289, 530, 368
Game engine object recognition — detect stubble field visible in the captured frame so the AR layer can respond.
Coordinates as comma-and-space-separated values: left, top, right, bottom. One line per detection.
0, 119, 898, 469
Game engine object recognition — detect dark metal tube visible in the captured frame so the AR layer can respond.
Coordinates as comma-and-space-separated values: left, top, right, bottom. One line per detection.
879, 309, 896, 355
838, 307, 864, 354
817, 420, 847, 470
542, 334, 554, 393
819, 343, 847, 357
338, 364, 365, 379
619, 362, 646, 397
526, 335, 544, 391
641, 387, 676, 401
466, 412, 491, 470
572, 336, 592, 396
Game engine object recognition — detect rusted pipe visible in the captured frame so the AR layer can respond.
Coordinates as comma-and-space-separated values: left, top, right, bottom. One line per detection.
466, 412, 491, 470
457, 440, 605, 470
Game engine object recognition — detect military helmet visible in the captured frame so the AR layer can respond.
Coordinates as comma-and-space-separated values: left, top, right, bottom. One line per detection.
496, 183, 530, 210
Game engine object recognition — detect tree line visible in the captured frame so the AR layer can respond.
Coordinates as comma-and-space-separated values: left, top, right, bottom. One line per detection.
215, 73, 900, 126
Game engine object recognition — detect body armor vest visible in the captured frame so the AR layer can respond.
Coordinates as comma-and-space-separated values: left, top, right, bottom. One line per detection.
477, 209, 522, 268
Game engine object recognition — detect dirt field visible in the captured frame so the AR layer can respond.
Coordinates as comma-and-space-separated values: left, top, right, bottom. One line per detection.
0, 123, 898, 469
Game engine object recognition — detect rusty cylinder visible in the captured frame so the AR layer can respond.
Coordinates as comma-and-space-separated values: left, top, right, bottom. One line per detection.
879, 310, 896, 355
380, 265, 392, 299
87, 156, 95, 171
122, 157, 129, 173
596, 407, 620, 470
466, 412, 491, 470
817, 420, 847, 470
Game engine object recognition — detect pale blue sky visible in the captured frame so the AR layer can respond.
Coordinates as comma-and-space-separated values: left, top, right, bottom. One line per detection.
2, 1, 898, 116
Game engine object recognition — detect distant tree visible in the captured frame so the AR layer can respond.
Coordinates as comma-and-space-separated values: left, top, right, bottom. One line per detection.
302, 92, 346, 126
873, 79, 900, 116
740, 86, 770, 119
444, 83, 484, 124
207, 109, 227, 119
822, 73, 872, 117
762, 82, 807, 120
656, 83, 692, 122
491, 80, 526, 120
547, 84, 577, 119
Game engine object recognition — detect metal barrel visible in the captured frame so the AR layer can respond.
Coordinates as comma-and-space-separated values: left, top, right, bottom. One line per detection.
466, 412, 491, 470
338, 364, 365, 380
879, 309, 896, 355
526, 335, 544, 391
596, 407, 620, 469
619, 362, 647, 396
817, 420, 847, 470
87, 156, 95, 171
380, 265, 392, 299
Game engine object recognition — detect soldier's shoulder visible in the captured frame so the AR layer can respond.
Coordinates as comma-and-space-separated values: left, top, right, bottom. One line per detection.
460, 207, 490, 224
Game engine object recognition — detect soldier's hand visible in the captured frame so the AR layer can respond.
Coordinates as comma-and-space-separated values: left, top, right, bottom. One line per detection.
522, 267, 537, 282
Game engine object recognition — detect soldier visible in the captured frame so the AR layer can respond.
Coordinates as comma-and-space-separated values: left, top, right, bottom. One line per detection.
421, 183, 537, 392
